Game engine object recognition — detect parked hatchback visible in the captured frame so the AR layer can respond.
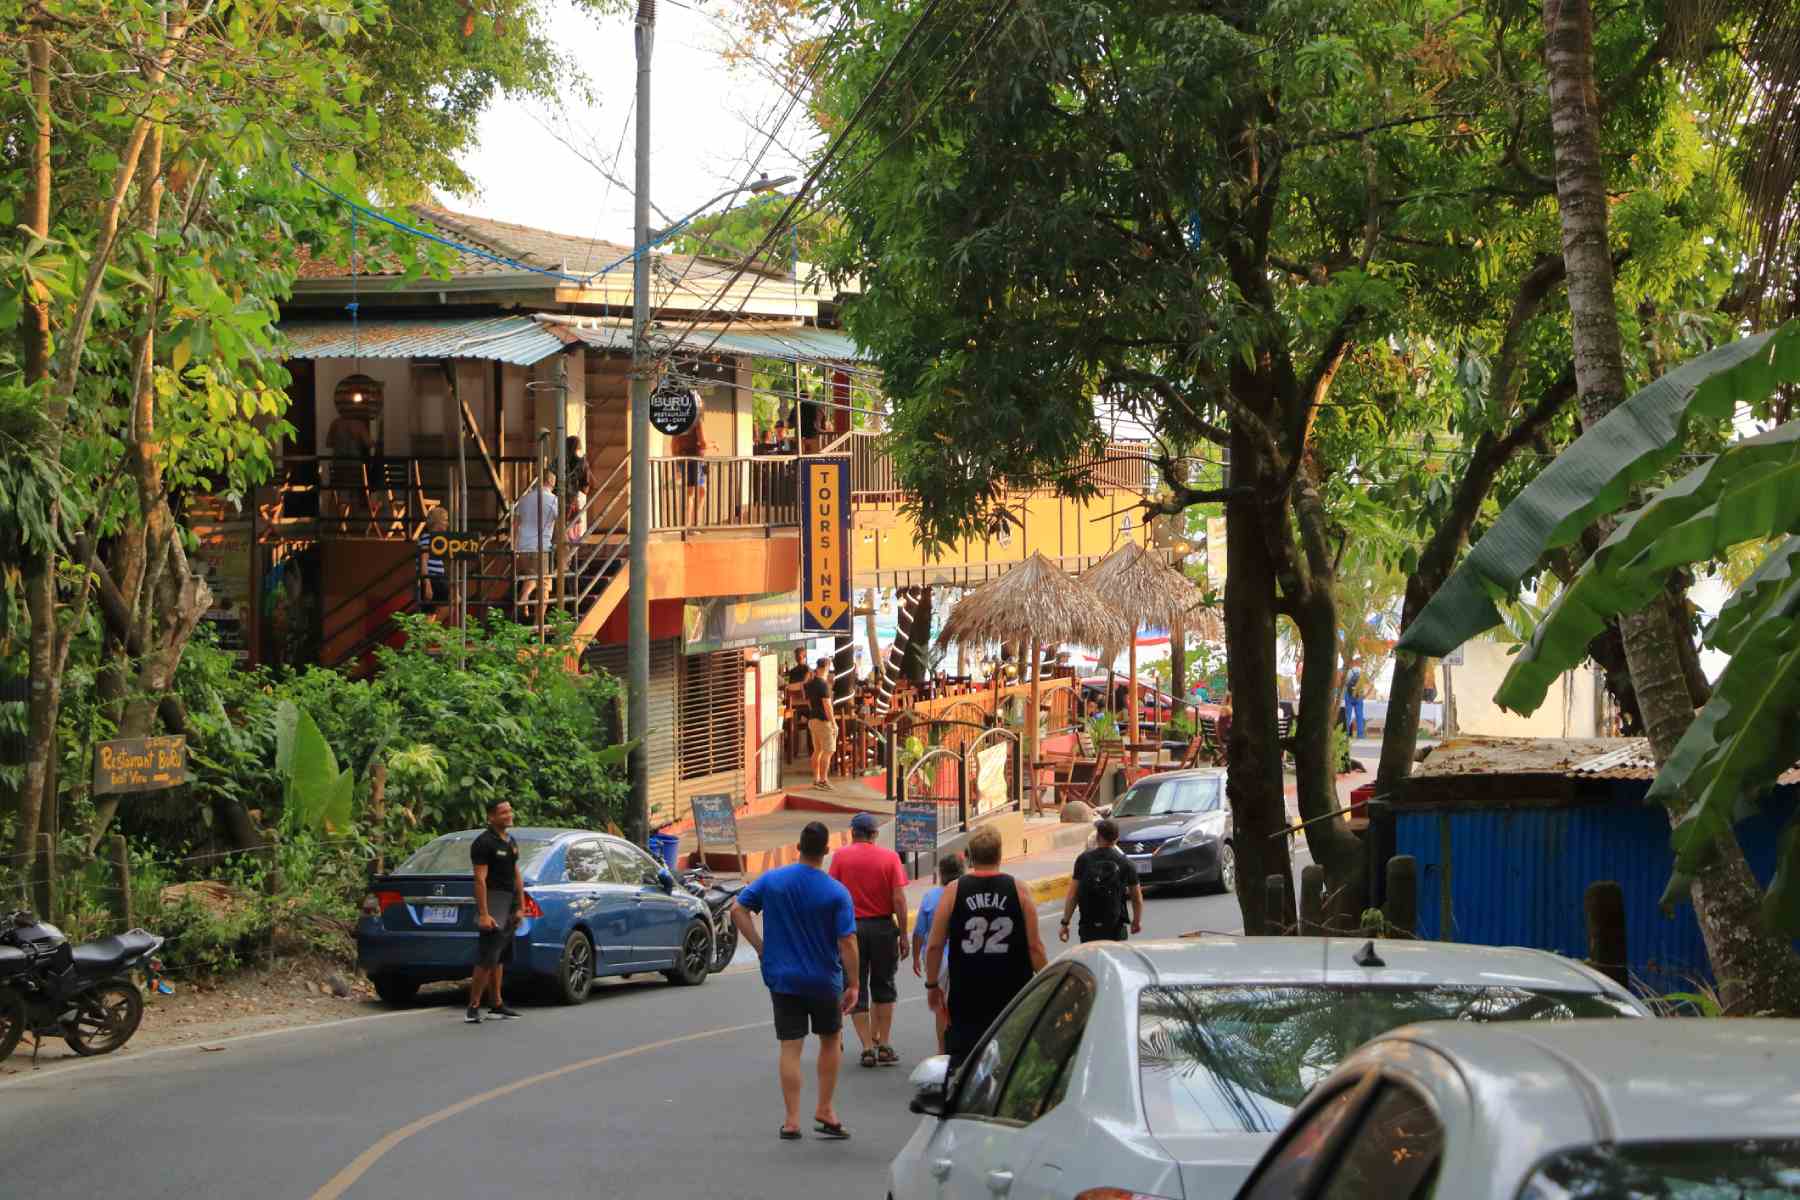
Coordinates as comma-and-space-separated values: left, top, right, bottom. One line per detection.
356, 827, 714, 1006
1233, 1018, 1800, 1200
889, 935, 1648, 1200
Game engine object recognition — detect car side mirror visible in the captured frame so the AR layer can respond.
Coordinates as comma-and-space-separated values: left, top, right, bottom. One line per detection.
907, 1055, 952, 1118
655, 867, 676, 892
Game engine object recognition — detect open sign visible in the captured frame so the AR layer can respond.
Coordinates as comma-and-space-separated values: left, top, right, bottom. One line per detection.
428, 533, 489, 560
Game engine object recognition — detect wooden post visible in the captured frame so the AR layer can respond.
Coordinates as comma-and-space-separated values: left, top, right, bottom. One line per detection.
1027, 638, 1043, 815
32, 832, 54, 922
1584, 880, 1628, 987
1384, 854, 1418, 937
110, 833, 132, 930
1299, 864, 1325, 936
369, 759, 387, 874
1264, 873, 1287, 936
1127, 626, 1140, 772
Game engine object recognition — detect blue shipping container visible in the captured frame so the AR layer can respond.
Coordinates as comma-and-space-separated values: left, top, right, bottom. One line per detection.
1395, 782, 1797, 997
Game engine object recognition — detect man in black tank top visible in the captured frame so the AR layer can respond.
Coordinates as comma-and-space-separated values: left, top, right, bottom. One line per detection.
922, 826, 1047, 1068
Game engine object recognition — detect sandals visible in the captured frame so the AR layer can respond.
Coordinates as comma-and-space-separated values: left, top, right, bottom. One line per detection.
779, 1128, 802, 1141
877, 1044, 900, 1066
859, 1047, 879, 1069
814, 1119, 852, 1140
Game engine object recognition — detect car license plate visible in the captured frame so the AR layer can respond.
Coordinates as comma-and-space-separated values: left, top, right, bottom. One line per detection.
421, 905, 459, 925
1128, 855, 1153, 873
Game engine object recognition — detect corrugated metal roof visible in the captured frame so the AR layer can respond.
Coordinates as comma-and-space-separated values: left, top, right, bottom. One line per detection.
537, 315, 873, 364
1412, 736, 1632, 779
277, 316, 568, 366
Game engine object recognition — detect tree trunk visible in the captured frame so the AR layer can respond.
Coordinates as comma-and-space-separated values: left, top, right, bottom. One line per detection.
1546, 0, 1800, 1010
1223, 436, 1293, 935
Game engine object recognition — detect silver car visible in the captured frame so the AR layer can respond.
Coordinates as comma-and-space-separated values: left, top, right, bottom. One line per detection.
890, 936, 1648, 1200
1233, 1018, 1800, 1200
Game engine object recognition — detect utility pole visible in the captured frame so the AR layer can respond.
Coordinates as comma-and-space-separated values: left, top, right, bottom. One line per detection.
626, 0, 656, 846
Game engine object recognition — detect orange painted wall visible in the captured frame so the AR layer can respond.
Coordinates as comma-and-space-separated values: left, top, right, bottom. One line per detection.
850, 491, 1147, 580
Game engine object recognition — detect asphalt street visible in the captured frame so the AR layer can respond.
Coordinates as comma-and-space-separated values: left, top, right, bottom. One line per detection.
0, 880, 1245, 1200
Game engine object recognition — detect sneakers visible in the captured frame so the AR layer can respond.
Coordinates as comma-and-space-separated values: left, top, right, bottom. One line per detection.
488, 1004, 522, 1020
464, 1007, 483, 1024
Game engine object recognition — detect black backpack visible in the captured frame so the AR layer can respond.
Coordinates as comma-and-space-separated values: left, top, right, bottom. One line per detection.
1077, 852, 1127, 933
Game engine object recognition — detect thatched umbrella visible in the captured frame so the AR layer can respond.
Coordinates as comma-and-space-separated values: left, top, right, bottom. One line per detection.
938, 553, 1129, 808
1083, 540, 1218, 766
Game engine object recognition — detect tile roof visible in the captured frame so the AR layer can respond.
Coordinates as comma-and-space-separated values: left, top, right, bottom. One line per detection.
295, 205, 790, 289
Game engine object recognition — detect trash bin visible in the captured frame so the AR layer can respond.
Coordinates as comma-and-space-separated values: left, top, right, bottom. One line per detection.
647, 832, 681, 872
1349, 784, 1375, 821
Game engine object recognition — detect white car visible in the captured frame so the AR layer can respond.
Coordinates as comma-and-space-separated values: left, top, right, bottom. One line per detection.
1232, 1018, 1800, 1200
890, 936, 1649, 1200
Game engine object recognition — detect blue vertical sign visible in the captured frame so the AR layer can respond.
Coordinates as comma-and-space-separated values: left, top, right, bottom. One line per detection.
801, 456, 852, 634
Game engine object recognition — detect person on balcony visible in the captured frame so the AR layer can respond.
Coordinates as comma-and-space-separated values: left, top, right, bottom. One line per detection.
512, 469, 558, 619
418, 506, 451, 624
671, 419, 713, 526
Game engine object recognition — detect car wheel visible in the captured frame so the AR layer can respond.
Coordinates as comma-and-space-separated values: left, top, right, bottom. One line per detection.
556, 930, 595, 1005
664, 920, 712, 987
371, 974, 420, 1007
1216, 840, 1237, 895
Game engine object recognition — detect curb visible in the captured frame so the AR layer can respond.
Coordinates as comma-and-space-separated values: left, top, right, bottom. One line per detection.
903, 872, 1073, 933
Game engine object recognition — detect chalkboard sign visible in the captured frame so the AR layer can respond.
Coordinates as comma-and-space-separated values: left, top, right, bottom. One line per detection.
690, 793, 741, 869
93, 735, 189, 795
894, 799, 938, 856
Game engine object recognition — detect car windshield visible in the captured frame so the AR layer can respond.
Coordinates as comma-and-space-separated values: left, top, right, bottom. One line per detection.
1113, 776, 1222, 818
394, 832, 558, 877
1138, 984, 1642, 1135
1519, 1140, 1800, 1199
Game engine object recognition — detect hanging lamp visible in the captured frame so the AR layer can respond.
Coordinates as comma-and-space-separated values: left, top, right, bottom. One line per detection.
332, 200, 385, 419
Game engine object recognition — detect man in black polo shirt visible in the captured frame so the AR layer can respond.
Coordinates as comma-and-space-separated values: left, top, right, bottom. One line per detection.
469, 799, 526, 1024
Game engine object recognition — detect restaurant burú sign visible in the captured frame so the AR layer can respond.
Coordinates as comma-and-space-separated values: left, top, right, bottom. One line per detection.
92, 735, 190, 795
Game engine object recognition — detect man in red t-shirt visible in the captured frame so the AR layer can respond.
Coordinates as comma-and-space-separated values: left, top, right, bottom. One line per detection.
828, 811, 910, 1067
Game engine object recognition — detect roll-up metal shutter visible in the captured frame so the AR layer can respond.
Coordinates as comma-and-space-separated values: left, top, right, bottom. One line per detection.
585, 638, 680, 830
676, 649, 746, 814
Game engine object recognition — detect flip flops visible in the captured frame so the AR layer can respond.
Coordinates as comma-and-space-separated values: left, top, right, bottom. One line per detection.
814, 1119, 852, 1140
779, 1128, 802, 1141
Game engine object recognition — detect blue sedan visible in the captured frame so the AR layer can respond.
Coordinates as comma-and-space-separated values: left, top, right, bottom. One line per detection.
356, 827, 716, 1006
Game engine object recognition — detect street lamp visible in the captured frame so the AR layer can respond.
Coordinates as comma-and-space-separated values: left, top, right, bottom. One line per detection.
649, 174, 797, 242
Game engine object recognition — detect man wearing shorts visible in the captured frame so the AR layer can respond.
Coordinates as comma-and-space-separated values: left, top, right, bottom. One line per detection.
804, 659, 836, 789
468, 799, 526, 1024
732, 821, 860, 1141
829, 811, 909, 1068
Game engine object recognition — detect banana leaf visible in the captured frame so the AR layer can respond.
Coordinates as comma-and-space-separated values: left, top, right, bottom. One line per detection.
1708, 535, 1800, 653
1396, 325, 1800, 658
1491, 422, 1800, 713
1655, 568, 1800, 930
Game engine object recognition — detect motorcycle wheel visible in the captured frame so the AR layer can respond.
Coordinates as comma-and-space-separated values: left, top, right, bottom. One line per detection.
711, 910, 738, 973
62, 978, 143, 1056
0, 987, 24, 1062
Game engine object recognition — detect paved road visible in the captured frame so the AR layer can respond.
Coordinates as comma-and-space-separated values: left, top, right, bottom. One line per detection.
1, 878, 1244, 1200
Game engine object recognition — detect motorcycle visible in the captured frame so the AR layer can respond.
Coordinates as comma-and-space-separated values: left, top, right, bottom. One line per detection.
0, 910, 167, 1061
678, 868, 745, 973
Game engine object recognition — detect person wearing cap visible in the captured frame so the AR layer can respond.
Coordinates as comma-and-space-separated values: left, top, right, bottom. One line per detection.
829, 810, 909, 1068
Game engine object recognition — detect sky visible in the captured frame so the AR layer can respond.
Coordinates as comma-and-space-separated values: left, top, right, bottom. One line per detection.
456, 0, 816, 247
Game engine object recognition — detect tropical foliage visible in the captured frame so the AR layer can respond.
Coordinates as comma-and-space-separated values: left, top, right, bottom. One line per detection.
1397, 326, 1800, 933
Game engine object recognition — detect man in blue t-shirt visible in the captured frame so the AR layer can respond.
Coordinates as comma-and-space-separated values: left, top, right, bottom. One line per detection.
732, 821, 860, 1141
911, 851, 962, 1054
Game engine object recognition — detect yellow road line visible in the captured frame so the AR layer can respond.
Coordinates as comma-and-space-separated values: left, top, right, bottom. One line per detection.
309, 1018, 766, 1200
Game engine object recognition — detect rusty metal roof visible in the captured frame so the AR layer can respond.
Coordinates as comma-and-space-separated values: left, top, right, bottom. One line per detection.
276, 316, 568, 366
1415, 735, 1800, 785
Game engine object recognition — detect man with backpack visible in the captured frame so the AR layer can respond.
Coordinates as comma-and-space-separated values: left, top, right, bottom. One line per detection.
1060, 819, 1145, 944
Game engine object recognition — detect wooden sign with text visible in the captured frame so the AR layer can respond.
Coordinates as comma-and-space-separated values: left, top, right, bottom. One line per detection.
93, 735, 190, 795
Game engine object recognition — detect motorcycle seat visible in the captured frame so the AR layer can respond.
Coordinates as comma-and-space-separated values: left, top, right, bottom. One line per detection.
71, 931, 158, 973
0, 945, 29, 979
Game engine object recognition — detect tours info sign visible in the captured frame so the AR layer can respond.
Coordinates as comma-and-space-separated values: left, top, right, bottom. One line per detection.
801, 456, 852, 634
92, 735, 190, 795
